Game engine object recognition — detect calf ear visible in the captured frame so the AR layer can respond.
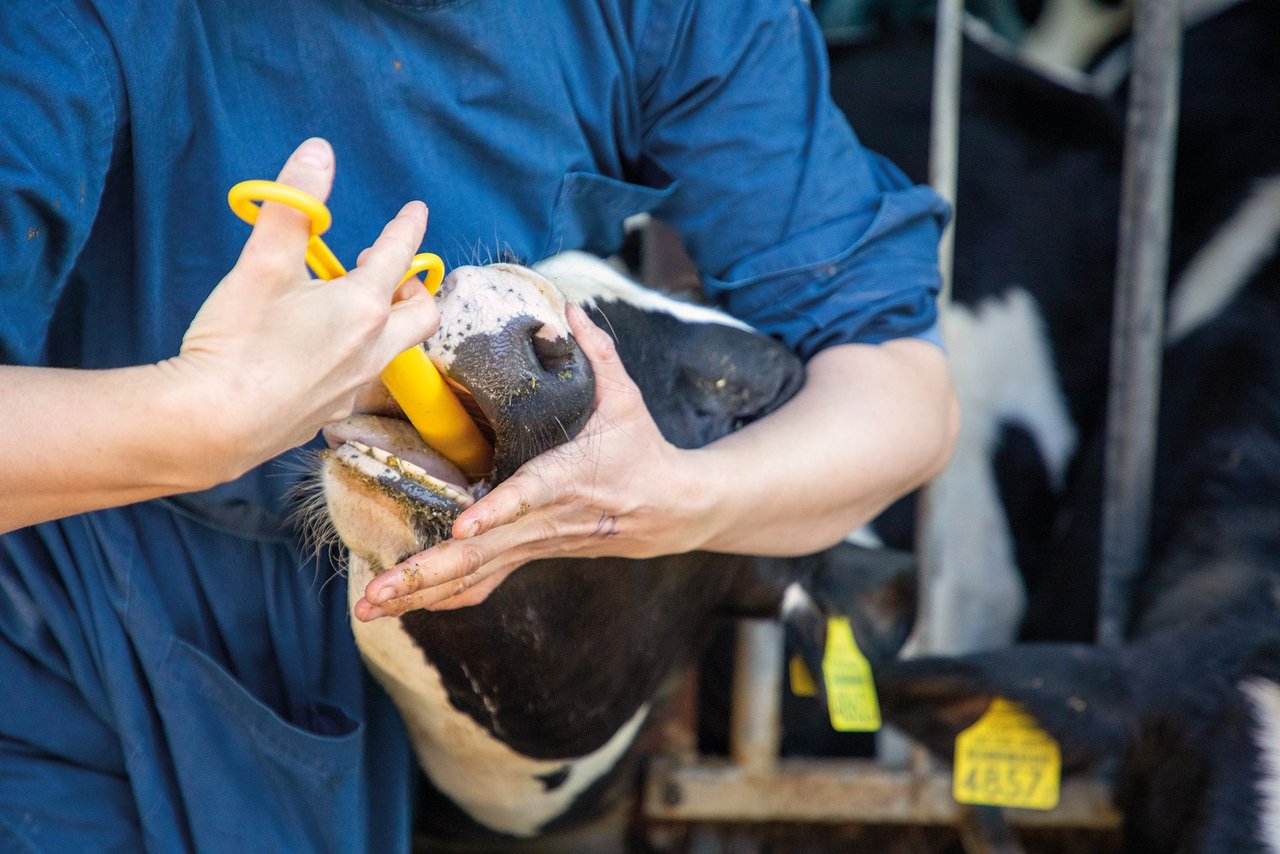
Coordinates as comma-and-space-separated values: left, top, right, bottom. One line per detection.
876, 645, 1132, 772
675, 324, 806, 425
778, 543, 919, 700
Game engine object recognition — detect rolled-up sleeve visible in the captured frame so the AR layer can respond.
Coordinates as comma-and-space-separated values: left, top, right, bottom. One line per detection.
634, 0, 949, 359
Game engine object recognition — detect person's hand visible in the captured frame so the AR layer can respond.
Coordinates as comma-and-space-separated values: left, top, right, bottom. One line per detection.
353, 304, 711, 619
167, 138, 439, 483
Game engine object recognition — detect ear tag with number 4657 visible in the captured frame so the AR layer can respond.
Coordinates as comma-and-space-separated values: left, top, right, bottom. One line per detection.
953, 697, 1061, 810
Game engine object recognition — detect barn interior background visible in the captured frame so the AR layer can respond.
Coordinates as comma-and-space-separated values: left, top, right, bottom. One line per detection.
415, 0, 1280, 851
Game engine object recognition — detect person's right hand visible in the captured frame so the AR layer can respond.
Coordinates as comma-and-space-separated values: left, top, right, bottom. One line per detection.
168, 137, 439, 483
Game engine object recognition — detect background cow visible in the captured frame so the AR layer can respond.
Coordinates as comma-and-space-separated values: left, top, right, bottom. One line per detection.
878, 290, 1280, 853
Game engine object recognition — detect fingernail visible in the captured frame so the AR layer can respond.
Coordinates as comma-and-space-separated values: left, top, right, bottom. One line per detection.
296, 137, 332, 168
363, 606, 387, 621
399, 200, 426, 219
373, 587, 397, 605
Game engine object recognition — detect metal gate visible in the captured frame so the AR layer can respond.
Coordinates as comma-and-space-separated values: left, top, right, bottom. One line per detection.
642, 0, 1185, 848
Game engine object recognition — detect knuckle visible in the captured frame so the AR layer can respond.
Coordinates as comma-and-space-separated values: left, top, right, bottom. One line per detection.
461, 545, 486, 575
535, 519, 562, 542
243, 246, 297, 282
353, 291, 392, 330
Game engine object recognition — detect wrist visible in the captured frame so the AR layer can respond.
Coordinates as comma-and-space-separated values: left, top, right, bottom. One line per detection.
147, 356, 259, 491
672, 444, 733, 553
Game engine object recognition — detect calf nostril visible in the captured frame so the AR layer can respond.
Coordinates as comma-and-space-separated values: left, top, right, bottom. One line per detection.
531, 328, 578, 374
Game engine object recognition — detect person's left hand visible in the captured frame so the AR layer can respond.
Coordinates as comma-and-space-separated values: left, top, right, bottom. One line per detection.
353, 304, 711, 619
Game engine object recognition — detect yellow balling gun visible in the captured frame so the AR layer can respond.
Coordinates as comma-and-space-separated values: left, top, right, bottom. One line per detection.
227, 180, 493, 479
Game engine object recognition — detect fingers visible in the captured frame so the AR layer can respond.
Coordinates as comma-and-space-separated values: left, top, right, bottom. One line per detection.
566, 303, 639, 403
379, 288, 440, 361
354, 557, 519, 619
240, 138, 336, 273
452, 469, 554, 540
356, 527, 533, 618
354, 201, 428, 294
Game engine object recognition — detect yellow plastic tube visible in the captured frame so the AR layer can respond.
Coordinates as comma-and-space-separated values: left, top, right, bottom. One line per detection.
227, 180, 493, 478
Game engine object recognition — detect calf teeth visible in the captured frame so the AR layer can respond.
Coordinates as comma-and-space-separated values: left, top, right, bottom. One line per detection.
346, 441, 475, 508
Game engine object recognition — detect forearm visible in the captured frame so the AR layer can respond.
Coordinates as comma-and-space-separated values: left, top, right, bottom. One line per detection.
685, 338, 959, 556
0, 361, 237, 533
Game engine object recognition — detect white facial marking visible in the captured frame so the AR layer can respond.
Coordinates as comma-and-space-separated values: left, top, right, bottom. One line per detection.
1167, 174, 1280, 343
1241, 678, 1280, 853
781, 582, 818, 619
347, 555, 650, 838
534, 251, 753, 331
907, 288, 1075, 655
427, 264, 574, 374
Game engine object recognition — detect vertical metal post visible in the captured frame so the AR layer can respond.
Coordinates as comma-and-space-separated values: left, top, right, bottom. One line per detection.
929, 0, 964, 313
729, 619, 784, 772
1098, 0, 1183, 647
915, 0, 963, 660
903, 0, 964, 779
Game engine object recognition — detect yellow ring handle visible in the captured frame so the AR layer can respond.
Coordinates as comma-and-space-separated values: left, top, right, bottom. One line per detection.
401, 253, 446, 295
227, 180, 332, 236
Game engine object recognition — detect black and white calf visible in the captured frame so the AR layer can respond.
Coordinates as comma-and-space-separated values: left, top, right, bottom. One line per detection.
318, 252, 903, 841
827, 0, 1280, 654
878, 293, 1280, 853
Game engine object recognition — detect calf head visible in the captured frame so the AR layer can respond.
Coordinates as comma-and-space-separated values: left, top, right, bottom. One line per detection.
878, 623, 1280, 853
322, 252, 807, 572
316, 252, 836, 838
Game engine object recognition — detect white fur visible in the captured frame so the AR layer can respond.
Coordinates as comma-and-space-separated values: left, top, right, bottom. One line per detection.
1019, 0, 1133, 73
781, 582, 817, 619
1167, 174, 1280, 343
427, 264, 574, 374
907, 288, 1076, 655
1241, 678, 1280, 853
844, 525, 885, 549
535, 251, 752, 331
347, 554, 649, 837
322, 456, 649, 837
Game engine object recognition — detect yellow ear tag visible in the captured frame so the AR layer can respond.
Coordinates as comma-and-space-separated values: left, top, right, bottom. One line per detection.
789, 655, 818, 697
821, 617, 881, 732
953, 697, 1061, 810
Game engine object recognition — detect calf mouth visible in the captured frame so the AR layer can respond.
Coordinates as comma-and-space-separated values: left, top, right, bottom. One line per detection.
319, 263, 596, 562
319, 409, 486, 562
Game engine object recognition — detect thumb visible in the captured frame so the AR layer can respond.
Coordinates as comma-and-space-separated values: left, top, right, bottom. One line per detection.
239, 137, 336, 273
566, 303, 635, 402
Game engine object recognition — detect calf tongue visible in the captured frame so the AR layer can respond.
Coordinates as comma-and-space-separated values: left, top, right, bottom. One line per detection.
322, 414, 470, 491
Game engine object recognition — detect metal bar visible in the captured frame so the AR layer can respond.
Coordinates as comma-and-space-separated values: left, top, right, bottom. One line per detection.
929, 0, 964, 311
912, 0, 965, 667
1097, 0, 1183, 647
728, 620, 784, 772
645, 758, 1122, 829
906, 0, 967, 784
958, 806, 1029, 854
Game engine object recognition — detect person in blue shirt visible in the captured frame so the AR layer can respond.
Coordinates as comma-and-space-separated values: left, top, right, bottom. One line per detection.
0, 0, 958, 849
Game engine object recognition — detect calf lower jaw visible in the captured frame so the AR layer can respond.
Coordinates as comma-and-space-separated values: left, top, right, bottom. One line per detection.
345, 554, 649, 837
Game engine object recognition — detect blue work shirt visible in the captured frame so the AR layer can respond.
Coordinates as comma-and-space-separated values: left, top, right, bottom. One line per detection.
0, 0, 947, 850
